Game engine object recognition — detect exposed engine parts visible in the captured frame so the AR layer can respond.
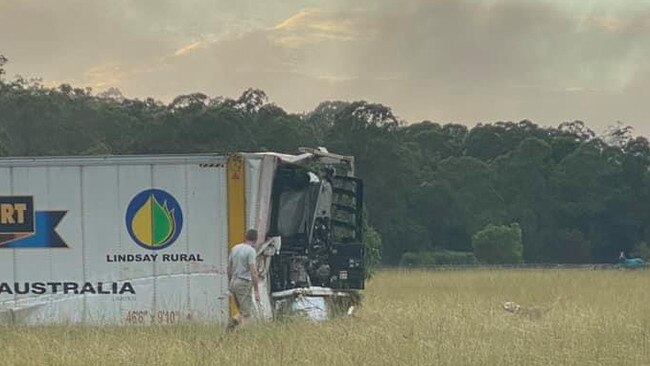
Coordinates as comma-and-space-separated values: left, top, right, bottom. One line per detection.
269, 163, 364, 293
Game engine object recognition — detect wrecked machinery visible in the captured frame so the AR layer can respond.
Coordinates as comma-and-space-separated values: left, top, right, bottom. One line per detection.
0, 148, 364, 324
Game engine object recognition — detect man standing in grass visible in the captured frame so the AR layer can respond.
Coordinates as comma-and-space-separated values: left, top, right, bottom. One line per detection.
227, 229, 261, 330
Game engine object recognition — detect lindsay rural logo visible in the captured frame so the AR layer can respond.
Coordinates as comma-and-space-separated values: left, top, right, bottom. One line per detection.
125, 189, 183, 250
0, 196, 67, 248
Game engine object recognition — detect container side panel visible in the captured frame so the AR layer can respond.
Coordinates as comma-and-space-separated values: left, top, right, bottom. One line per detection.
12, 167, 51, 302
82, 166, 121, 282
115, 165, 154, 318
187, 164, 228, 323
151, 164, 189, 316
82, 165, 122, 323
47, 166, 83, 279
152, 164, 190, 276
117, 165, 155, 280
0, 158, 231, 325
44, 166, 84, 323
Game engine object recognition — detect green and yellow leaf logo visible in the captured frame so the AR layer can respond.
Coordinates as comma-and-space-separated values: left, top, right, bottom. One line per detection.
126, 189, 183, 250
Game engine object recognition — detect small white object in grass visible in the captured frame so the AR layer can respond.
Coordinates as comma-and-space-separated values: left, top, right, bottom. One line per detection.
503, 301, 548, 319
347, 306, 355, 316
503, 301, 521, 313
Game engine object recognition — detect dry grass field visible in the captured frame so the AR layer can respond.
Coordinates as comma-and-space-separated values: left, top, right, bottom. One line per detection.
1, 269, 649, 366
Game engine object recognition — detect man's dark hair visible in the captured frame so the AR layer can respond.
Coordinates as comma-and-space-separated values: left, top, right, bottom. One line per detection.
245, 229, 258, 242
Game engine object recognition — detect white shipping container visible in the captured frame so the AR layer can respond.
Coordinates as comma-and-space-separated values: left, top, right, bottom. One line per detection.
0, 154, 272, 325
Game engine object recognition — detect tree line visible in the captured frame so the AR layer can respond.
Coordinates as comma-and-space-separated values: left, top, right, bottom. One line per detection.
2, 55, 649, 265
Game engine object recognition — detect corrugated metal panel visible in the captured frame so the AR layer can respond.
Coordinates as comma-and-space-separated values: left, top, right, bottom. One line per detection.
186, 164, 228, 322
12, 167, 50, 304
46, 166, 85, 324
152, 164, 189, 316
82, 165, 122, 323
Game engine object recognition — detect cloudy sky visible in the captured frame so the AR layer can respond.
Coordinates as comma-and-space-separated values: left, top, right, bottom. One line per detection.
2, 0, 650, 135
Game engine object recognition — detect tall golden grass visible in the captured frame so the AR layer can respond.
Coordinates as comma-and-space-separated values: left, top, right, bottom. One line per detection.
1, 269, 649, 365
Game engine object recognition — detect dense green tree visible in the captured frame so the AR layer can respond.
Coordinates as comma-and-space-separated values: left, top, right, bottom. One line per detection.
363, 217, 382, 277
1, 54, 650, 265
472, 224, 524, 264
436, 156, 506, 236
0, 55, 7, 79
493, 138, 553, 261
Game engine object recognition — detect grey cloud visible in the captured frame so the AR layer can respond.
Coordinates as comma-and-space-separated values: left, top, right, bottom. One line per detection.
1, 0, 650, 136
0, 0, 311, 81
300, 0, 650, 132
0, 0, 174, 80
